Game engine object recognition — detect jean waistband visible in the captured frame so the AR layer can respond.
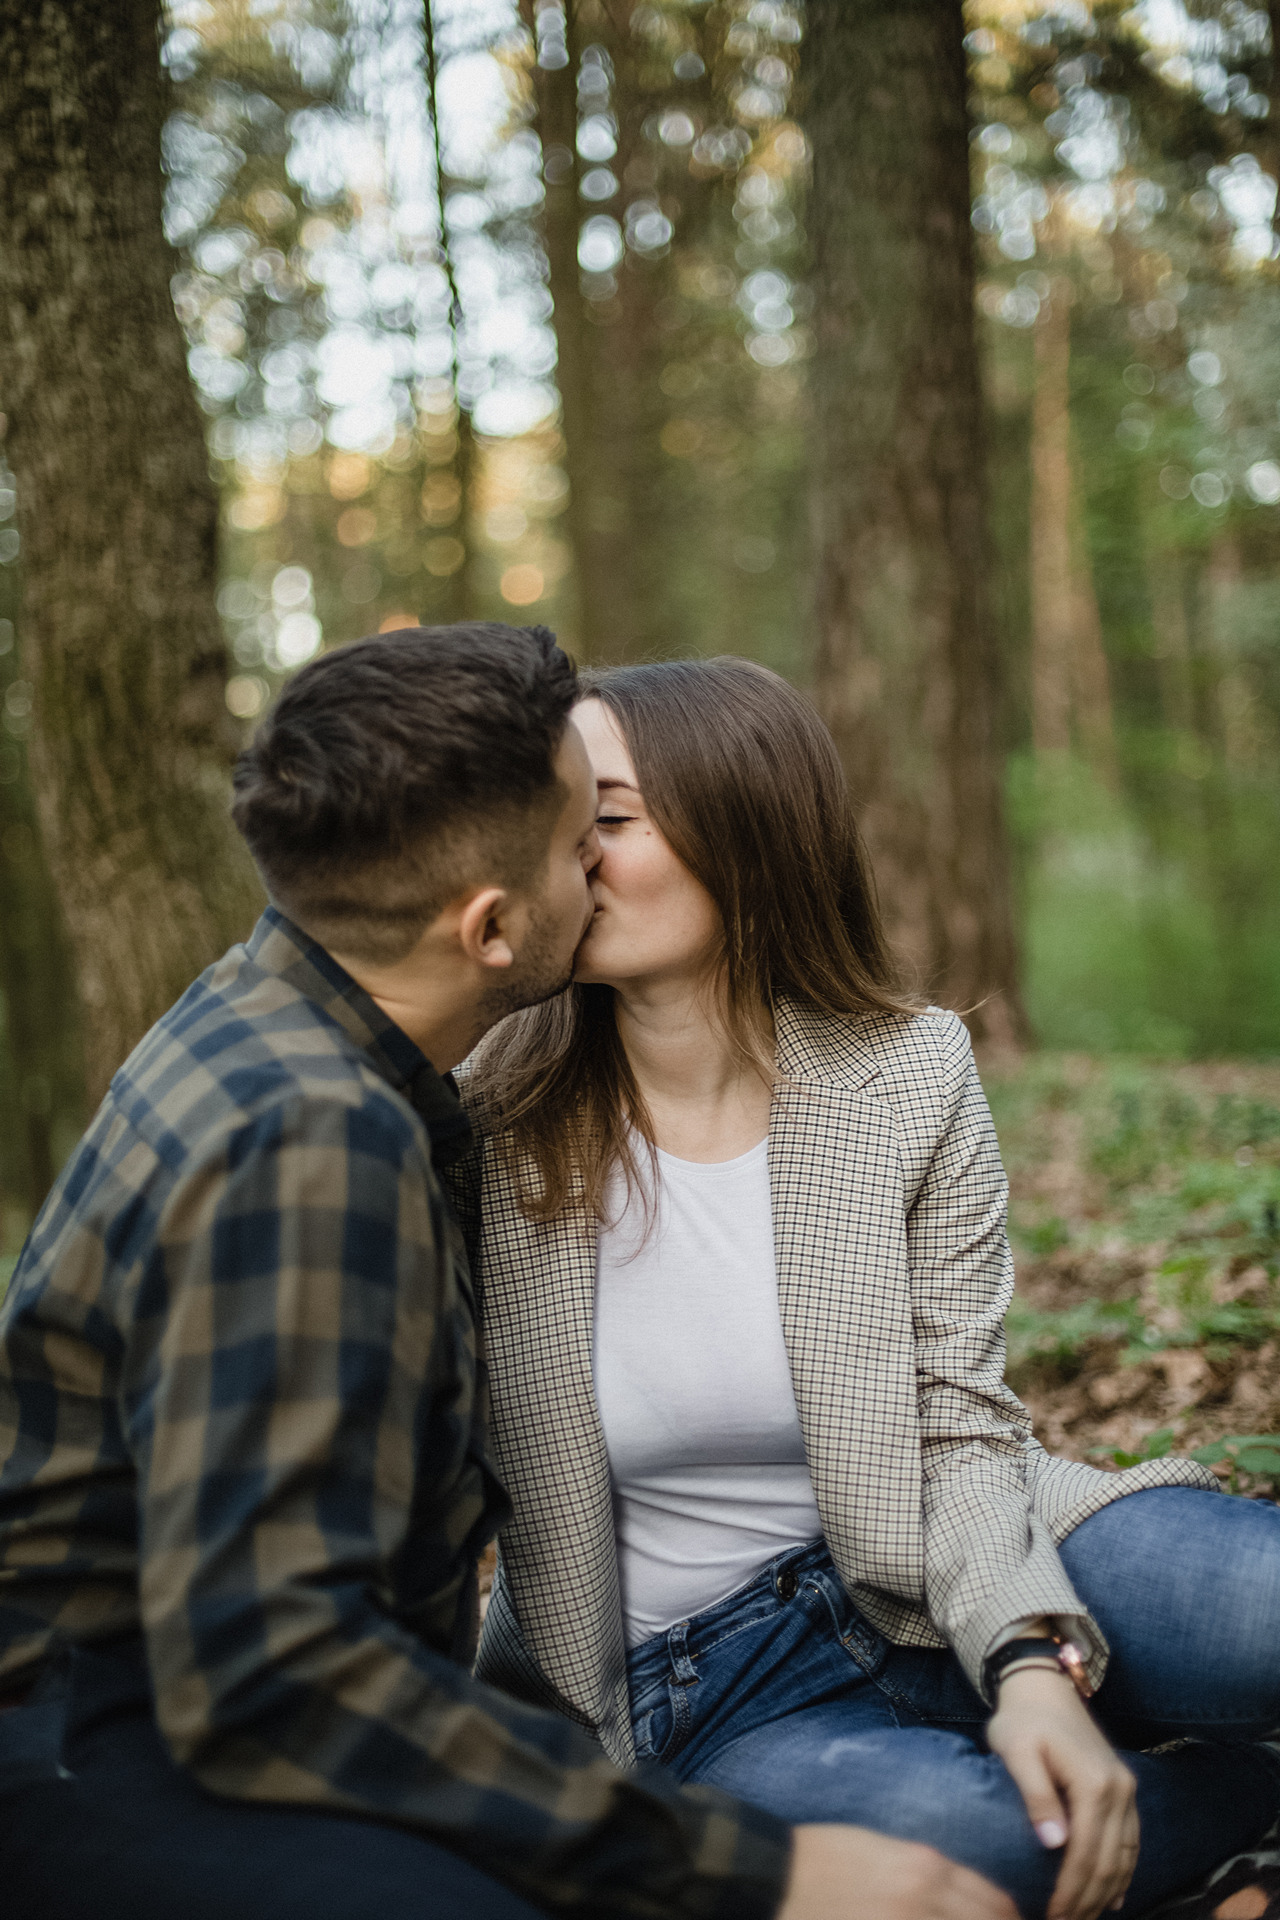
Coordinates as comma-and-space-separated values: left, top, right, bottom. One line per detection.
626, 1537, 838, 1691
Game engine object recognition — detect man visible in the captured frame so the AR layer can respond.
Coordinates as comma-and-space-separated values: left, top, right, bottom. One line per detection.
0, 624, 1013, 1920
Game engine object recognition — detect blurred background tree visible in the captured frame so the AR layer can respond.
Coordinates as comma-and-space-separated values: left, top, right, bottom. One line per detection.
0, 0, 262, 1122
805, 0, 1023, 1037
4, 0, 1280, 1271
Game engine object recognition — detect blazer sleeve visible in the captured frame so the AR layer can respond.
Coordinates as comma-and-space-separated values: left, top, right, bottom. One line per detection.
906, 1013, 1107, 1700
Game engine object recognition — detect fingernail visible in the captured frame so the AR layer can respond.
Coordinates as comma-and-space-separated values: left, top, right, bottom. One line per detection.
1036, 1820, 1068, 1849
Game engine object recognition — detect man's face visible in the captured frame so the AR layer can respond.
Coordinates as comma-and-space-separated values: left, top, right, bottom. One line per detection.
479, 720, 600, 1022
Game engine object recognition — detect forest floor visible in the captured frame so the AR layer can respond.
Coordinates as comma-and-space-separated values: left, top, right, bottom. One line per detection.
982, 1053, 1280, 1491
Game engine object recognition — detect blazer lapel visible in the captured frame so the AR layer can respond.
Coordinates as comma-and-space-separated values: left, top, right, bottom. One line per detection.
770, 1003, 925, 1600
475, 1156, 632, 1757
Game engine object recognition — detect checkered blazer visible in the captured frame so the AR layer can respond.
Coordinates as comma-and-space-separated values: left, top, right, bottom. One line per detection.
457, 1002, 1217, 1768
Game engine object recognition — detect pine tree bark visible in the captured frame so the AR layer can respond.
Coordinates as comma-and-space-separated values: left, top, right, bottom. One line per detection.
521, 0, 686, 665
805, 0, 1023, 1038
1030, 278, 1116, 777
1068, 502, 1118, 786
422, 0, 475, 626
520, 0, 607, 659
0, 0, 261, 1103
1030, 282, 1074, 754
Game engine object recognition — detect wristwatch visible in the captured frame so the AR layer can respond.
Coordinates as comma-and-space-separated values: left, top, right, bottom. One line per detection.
985, 1635, 1094, 1701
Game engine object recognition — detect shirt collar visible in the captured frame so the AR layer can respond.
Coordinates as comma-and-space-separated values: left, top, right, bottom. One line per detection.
245, 907, 473, 1167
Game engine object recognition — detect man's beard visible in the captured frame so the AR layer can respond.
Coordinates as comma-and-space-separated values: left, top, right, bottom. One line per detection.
474, 899, 578, 1034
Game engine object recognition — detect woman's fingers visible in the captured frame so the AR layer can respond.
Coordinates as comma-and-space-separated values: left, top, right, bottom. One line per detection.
1047, 1761, 1138, 1920
996, 1739, 1069, 1853
1107, 1799, 1141, 1913
1046, 1780, 1109, 1920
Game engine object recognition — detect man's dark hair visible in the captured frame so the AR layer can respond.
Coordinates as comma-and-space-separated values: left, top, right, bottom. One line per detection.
232, 622, 579, 963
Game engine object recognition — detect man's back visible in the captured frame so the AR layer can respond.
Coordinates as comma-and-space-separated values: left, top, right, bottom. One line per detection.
0, 906, 790, 1920
0, 909, 490, 1696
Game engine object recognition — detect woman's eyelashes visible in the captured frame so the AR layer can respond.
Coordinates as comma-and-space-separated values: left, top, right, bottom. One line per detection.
596, 813, 635, 829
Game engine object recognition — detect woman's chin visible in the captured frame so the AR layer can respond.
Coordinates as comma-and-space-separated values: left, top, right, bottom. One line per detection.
572, 945, 617, 988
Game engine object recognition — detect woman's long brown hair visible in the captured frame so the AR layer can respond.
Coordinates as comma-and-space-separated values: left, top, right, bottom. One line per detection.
468, 656, 919, 1219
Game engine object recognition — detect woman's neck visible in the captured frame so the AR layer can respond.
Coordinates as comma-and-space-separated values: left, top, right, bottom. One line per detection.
613, 978, 773, 1164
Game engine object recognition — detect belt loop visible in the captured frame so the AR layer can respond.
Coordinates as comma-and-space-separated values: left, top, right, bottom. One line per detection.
667, 1618, 698, 1686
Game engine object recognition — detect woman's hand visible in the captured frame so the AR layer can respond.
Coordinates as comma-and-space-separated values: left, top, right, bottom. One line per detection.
986, 1667, 1139, 1920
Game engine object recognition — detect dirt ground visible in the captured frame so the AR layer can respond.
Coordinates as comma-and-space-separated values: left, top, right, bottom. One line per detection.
980, 1053, 1280, 1484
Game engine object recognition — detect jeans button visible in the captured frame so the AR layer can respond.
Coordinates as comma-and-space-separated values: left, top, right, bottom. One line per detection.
777, 1568, 798, 1601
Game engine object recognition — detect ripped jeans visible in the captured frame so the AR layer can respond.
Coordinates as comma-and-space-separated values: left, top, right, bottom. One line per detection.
625, 1488, 1280, 1919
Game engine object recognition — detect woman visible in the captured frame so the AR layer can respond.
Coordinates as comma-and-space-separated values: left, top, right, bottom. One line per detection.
457, 658, 1280, 1920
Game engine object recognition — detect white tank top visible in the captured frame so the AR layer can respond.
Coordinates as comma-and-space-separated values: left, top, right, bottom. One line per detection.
592, 1137, 823, 1649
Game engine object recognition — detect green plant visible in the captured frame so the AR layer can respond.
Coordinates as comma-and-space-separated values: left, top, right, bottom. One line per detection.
1104, 1428, 1176, 1468
1005, 1297, 1146, 1376
1188, 1433, 1280, 1493
1014, 1216, 1071, 1258
1099, 1429, 1280, 1493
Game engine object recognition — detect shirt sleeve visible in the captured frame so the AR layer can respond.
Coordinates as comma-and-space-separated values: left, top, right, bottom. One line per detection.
906, 1017, 1109, 1700
124, 1091, 790, 1920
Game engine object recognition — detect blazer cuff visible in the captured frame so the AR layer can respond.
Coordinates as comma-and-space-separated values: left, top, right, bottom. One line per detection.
952, 1587, 1110, 1705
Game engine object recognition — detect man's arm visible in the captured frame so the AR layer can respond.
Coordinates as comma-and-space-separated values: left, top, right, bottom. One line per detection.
126, 1089, 787, 1920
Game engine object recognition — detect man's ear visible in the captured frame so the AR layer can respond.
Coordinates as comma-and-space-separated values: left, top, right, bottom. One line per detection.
455, 886, 517, 971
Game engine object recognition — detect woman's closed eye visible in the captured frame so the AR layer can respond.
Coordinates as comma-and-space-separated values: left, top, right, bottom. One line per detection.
596, 813, 635, 828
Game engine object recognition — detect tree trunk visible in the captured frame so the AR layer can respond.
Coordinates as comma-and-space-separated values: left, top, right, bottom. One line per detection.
422, 0, 475, 626
0, 0, 261, 1104
520, 0, 599, 658
1068, 501, 1118, 786
520, 0, 687, 665
805, 0, 1023, 1040
0, 772, 82, 1221
1030, 282, 1074, 754
1030, 279, 1118, 780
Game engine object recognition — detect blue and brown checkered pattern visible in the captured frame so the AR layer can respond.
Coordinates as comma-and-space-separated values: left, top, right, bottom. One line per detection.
0, 910, 789, 1920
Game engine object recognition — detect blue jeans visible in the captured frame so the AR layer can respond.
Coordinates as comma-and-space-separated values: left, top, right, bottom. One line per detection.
0, 1636, 545, 1920
627, 1487, 1280, 1919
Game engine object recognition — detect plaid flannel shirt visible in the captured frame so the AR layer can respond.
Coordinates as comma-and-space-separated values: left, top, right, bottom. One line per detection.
0, 909, 789, 1920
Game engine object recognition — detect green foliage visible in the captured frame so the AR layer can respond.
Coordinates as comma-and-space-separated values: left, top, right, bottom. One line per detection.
991, 1056, 1280, 1391
1006, 1295, 1146, 1373
1099, 1428, 1280, 1491
1107, 1426, 1177, 1466
1018, 1215, 1071, 1256
972, 0, 1280, 1055
1189, 1433, 1280, 1493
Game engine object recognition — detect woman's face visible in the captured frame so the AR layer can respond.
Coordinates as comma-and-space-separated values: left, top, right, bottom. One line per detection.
572, 698, 723, 992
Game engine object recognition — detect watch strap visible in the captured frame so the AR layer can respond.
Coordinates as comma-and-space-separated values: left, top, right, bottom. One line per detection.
986, 1635, 1094, 1701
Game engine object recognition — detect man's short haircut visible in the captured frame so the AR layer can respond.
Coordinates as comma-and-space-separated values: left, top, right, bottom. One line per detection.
231, 623, 579, 964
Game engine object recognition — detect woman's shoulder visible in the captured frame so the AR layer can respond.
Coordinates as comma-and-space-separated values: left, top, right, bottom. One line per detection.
775, 999, 974, 1098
